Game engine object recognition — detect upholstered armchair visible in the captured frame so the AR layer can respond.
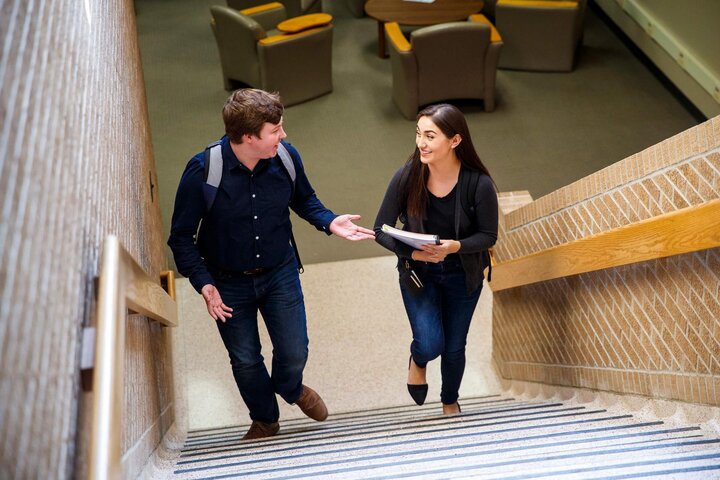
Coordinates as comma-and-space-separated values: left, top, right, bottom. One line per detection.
227, 0, 321, 18
345, 0, 366, 17
210, 3, 333, 106
482, 0, 497, 18
495, 0, 584, 71
385, 20, 503, 119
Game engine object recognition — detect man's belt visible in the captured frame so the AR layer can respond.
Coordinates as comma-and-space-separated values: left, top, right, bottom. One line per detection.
208, 266, 270, 279
242, 267, 268, 276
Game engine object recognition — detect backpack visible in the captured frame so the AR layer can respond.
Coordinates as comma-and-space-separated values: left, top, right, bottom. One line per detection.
202, 140, 304, 273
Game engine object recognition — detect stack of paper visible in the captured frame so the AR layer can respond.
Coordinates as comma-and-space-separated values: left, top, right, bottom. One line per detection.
381, 224, 440, 249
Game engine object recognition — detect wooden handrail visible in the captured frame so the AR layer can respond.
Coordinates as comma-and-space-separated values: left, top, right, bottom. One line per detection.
491, 199, 720, 291
88, 235, 177, 480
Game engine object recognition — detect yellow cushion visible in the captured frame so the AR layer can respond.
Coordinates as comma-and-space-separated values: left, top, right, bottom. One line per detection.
384, 22, 411, 52
276, 13, 333, 33
239, 2, 284, 16
468, 14, 502, 43
497, 0, 579, 7
259, 27, 326, 45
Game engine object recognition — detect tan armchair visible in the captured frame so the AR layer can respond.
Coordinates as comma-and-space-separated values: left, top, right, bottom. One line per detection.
385, 19, 503, 119
227, 0, 321, 18
210, 3, 333, 106
495, 0, 584, 72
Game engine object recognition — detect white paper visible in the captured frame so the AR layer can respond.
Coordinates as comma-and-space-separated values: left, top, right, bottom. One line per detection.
382, 224, 440, 249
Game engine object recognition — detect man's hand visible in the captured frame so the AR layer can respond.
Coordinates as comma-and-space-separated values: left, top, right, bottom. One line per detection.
413, 239, 460, 263
329, 214, 375, 241
201, 284, 233, 322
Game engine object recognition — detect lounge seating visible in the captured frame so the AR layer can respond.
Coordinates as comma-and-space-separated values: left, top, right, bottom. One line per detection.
345, 0, 366, 17
227, 0, 321, 18
495, 0, 584, 72
385, 19, 503, 119
210, 3, 333, 106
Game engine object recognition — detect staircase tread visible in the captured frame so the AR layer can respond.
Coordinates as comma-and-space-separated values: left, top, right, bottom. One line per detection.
160, 396, 720, 479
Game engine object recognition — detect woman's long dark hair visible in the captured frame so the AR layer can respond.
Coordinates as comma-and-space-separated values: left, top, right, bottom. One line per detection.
401, 103, 493, 219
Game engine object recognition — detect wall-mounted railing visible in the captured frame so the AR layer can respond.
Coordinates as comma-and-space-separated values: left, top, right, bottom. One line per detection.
491, 199, 720, 291
83, 235, 177, 480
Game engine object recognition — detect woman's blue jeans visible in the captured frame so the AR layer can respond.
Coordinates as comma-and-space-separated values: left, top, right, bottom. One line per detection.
213, 253, 307, 424
400, 258, 482, 405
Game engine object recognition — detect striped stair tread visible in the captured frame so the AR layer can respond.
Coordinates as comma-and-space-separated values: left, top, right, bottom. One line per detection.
169, 395, 720, 479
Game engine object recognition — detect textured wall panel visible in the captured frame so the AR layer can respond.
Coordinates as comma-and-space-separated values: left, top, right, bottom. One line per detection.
493, 117, 720, 406
0, 0, 172, 478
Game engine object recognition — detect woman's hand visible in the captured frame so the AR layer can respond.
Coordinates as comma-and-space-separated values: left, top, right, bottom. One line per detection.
414, 240, 460, 263
201, 284, 233, 322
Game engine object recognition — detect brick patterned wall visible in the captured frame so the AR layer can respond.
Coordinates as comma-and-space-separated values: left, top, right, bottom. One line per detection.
493, 116, 720, 406
0, 0, 171, 478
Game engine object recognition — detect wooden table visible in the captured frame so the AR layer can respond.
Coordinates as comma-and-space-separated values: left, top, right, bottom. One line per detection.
364, 0, 484, 57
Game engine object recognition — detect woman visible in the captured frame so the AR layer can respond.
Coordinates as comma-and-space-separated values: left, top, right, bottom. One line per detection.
374, 104, 498, 414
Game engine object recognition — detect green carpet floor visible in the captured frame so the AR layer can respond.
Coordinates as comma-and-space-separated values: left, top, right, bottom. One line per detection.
136, 0, 699, 266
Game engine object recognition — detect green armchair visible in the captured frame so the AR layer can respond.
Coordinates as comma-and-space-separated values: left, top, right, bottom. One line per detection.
495, 0, 584, 71
385, 20, 503, 119
227, 0, 321, 19
345, 0, 366, 17
210, 3, 333, 106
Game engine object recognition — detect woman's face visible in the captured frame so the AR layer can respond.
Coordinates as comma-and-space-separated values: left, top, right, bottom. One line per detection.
415, 116, 459, 165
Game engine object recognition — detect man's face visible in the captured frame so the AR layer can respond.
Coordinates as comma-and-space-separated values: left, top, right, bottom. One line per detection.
251, 118, 287, 159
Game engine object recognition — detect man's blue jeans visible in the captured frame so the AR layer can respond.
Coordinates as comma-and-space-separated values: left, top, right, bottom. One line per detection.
400, 258, 482, 405
213, 253, 307, 424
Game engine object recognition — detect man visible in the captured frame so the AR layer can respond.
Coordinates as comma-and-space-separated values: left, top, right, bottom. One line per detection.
168, 89, 374, 440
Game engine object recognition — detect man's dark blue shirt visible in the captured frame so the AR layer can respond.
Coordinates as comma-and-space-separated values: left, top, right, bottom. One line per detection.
168, 137, 336, 292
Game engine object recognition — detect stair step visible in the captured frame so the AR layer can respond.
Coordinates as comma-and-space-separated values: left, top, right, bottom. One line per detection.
168, 396, 720, 479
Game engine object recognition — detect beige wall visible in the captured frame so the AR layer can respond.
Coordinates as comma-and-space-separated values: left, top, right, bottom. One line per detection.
492, 116, 720, 405
636, 0, 720, 76
595, 0, 720, 118
0, 1, 172, 478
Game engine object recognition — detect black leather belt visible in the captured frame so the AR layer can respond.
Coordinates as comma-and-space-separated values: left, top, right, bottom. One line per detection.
209, 266, 269, 279
242, 267, 268, 276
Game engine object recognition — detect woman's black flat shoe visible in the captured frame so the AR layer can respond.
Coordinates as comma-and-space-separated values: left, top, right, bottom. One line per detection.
407, 383, 428, 405
407, 355, 428, 405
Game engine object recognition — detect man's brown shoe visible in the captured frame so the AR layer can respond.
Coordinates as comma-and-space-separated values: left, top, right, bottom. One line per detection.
242, 420, 279, 440
295, 385, 328, 421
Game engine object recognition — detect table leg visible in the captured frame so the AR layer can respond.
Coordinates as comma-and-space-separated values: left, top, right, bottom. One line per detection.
377, 20, 388, 58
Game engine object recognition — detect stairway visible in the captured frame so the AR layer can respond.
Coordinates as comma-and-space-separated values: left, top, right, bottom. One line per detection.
165, 395, 720, 479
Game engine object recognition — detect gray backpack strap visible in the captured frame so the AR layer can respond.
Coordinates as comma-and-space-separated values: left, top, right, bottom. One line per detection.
277, 142, 303, 273
206, 144, 223, 188
203, 142, 223, 210
277, 142, 296, 184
